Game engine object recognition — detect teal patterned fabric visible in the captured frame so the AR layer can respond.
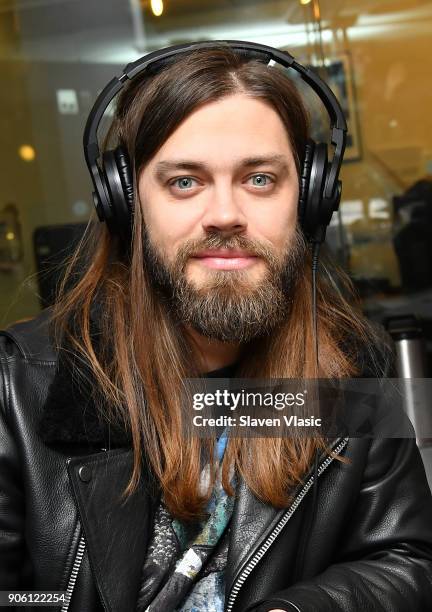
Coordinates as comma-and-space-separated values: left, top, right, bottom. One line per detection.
136, 363, 237, 612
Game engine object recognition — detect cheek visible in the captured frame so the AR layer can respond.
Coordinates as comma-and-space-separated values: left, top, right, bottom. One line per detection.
139, 187, 198, 258
252, 186, 299, 247
138, 185, 167, 255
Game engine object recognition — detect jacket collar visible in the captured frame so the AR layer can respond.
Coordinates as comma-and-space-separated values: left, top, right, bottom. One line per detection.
37, 312, 131, 449
37, 353, 132, 448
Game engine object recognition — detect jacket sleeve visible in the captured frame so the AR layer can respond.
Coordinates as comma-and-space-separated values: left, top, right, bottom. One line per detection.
249, 436, 432, 612
0, 340, 27, 587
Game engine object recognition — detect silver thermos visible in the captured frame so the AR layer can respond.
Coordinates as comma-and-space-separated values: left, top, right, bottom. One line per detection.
386, 315, 432, 448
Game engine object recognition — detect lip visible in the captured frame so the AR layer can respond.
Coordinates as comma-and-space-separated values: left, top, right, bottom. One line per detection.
191, 250, 259, 270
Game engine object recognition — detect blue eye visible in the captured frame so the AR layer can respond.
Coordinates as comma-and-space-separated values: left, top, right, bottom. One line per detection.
249, 174, 272, 187
173, 177, 195, 189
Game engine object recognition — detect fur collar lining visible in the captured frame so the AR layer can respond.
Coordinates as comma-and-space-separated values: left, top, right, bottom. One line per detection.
37, 320, 132, 449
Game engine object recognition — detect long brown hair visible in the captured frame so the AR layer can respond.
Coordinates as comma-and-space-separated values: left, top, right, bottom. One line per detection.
51, 47, 391, 520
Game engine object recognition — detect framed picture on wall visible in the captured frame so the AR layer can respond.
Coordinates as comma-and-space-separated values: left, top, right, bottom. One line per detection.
307, 53, 362, 162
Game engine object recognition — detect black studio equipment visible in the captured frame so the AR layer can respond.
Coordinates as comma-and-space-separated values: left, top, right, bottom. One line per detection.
33, 223, 87, 308
83, 40, 347, 248
393, 179, 432, 293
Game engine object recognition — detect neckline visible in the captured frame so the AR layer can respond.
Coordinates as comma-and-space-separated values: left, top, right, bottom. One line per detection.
204, 362, 238, 378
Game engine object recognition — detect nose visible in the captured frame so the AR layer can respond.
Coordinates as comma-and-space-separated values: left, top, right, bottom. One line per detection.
201, 183, 247, 234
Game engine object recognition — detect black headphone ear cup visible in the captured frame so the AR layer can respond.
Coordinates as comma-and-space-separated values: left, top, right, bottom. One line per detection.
92, 157, 113, 225
298, 139, 315, 229
302, 142, 328, 241
102, 147, 134, 236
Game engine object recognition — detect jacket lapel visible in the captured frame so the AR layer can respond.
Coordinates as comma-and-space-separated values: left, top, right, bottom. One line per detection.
67, 448, 159, 612
225, 438, 344, 597
225, 477, 282, 594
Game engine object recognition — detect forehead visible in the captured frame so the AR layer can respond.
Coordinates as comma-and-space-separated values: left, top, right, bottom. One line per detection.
148, 93, 294, 164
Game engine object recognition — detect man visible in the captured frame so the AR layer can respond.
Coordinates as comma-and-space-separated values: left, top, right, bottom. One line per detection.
1, 45, 432, 612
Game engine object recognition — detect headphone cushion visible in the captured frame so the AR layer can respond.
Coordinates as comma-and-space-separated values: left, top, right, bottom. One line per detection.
298, 139, 315, 228
303, 142, 329, 241
114, 147, 134, 213
101, 147, 134, 237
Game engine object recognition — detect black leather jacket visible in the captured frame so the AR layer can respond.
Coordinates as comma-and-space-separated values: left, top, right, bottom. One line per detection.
1, 309, 432, 612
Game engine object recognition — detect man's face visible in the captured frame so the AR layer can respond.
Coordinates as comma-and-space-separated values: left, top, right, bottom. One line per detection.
138, 93, 306, 342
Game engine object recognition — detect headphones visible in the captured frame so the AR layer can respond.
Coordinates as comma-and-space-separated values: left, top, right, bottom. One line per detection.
83, 40, 347, 245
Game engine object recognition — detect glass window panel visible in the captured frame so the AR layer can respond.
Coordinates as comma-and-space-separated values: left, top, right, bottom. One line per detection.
1, 0, 431, 353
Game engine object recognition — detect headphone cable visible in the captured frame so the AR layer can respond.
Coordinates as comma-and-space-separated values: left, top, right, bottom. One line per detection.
311, 240, 321, 377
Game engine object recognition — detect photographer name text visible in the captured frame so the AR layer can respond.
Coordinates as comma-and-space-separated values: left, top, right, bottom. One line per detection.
192, 415, 322, 427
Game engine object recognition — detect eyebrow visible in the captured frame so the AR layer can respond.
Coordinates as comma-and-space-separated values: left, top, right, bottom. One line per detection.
154, 154, 289, 179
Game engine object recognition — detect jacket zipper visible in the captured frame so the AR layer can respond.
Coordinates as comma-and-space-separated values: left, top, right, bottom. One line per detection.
225, 437, 349, 612
60, 533, 86, 612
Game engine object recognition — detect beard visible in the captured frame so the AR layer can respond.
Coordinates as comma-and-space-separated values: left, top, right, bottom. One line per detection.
142, 225, 307, 343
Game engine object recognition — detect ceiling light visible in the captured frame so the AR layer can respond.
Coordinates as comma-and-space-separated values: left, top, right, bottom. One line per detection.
151, 0, 163, 16
18, 145, 35, 162
300, 0, 312, 5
